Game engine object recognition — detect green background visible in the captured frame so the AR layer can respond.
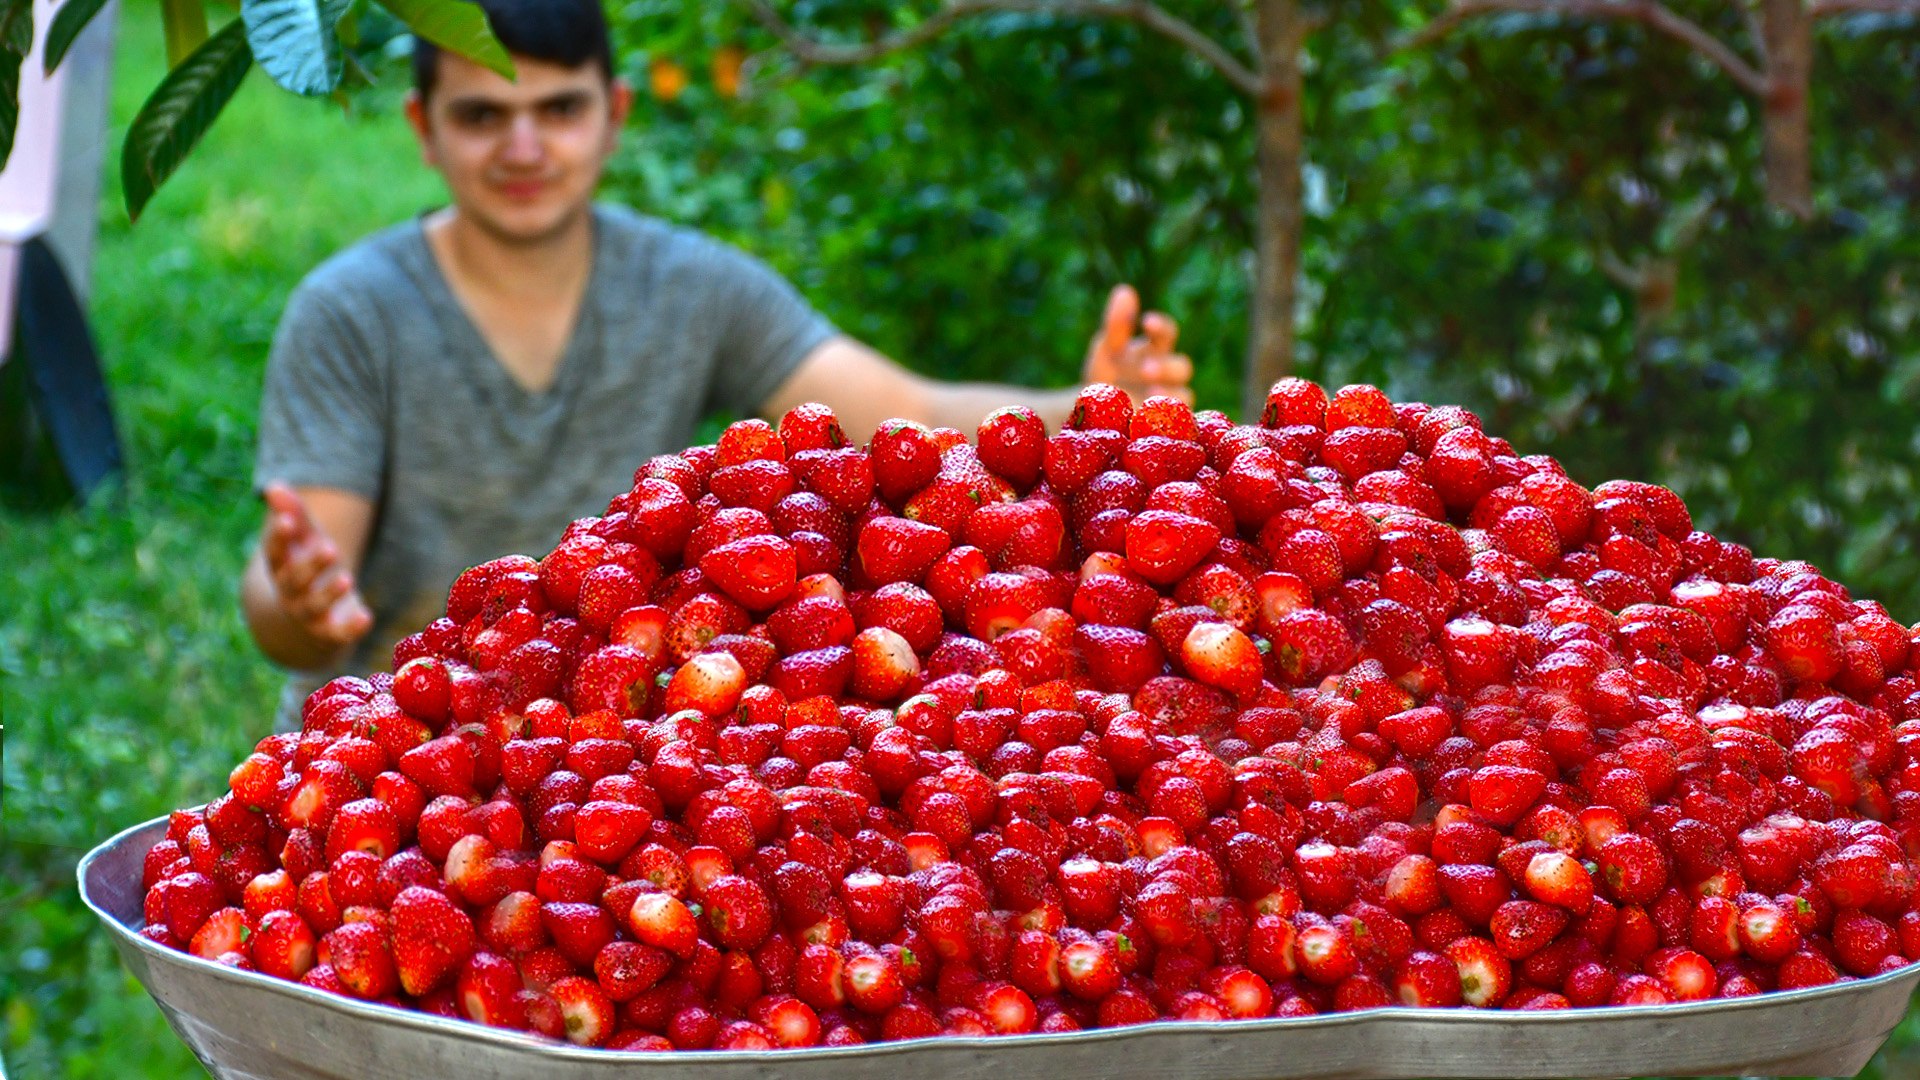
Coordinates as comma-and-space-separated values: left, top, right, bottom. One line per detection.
3, 1, 1918, 1075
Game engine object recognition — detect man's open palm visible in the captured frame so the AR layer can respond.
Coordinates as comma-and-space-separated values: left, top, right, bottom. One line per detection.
1083, 284, 1195, 406
261, 482, 374, 648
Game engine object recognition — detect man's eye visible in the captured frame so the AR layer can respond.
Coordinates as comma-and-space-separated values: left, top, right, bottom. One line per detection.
542, 98, 586, 120
452, 106, 504, 128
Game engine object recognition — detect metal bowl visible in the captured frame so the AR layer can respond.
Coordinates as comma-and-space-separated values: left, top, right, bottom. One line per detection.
83, 816, 1920, 1079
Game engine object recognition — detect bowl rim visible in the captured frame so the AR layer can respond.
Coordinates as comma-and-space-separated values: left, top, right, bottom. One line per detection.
81, 813, 1920, 1064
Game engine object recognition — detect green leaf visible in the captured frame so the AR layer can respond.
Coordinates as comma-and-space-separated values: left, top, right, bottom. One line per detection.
46, 0, 111, 74
241, 0, 349, 96
160, 0, 209, 67
376, 0, 513, 80
122, 18, 254, 221
0, 0, 33, 171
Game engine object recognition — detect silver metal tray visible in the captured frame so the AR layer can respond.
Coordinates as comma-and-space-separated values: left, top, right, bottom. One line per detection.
83, 816, 1920, 1079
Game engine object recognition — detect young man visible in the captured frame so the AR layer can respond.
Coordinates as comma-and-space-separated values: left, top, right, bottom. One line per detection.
243, 0, 1193, 728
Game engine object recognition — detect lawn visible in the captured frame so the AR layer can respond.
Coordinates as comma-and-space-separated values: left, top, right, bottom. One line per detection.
1, 3, 1916, 1078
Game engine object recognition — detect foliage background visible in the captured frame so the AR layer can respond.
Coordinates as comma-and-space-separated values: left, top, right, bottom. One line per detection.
3, 0, 1919, 1075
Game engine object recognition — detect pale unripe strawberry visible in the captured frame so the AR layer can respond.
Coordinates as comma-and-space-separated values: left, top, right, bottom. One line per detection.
663, 650, 747, 716
850, 626, 920, 702
1180, 621, 1262, 698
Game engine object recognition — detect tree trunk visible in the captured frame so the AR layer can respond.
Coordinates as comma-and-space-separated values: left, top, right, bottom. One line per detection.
1760, 0, 1814, 219
1244, 0, 1305, 420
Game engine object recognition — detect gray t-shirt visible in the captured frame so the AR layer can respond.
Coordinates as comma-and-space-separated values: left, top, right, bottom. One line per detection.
255, 204, 836, 728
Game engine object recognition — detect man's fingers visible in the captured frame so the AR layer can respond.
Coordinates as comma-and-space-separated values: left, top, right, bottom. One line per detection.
261, 510, 301, 565
326, 591, 375, 642
1143, 311, 1179, 354
1100, 284, 1140, 357
275, 537, 339, 604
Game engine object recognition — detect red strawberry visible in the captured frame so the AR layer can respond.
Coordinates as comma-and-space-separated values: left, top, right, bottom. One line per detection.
391, 886, 475, 997
321, 921, 397, 1000
871, 420, 942, 503
978, 406, 1048, 488
1394, 949, 1464, 1008
853, 582, 944, 653
858, 516, 953, 585
251, 909, 317, 980
1124, 511, 1221, 587
700, 535, 798, 611
780, 402, 849, 453
1488, 900, 1569, 960
568, 644, 657, 718
1266, 609, 1355, 686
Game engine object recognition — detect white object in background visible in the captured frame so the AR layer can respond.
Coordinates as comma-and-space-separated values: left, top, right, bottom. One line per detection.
1, 0, 114, 361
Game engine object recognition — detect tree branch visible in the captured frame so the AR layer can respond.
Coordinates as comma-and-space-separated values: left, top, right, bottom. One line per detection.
1235, 1, 1262, 70
744, 0, 1265, 96
1406, 0, 1768, 97
1734, 0, 1766, 65
1810, 0, 1920, 16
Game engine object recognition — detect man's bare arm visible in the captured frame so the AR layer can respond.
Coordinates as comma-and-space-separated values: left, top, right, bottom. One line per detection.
762, 286, 1194, 442
242, 484, 377, 671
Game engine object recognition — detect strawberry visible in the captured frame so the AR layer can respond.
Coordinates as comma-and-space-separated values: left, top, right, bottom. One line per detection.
325, 798, 400, 863
250, 909, 317, 980
850, 627, 921, 702
1124, 511, 1221, 587
664, 651, 748, 717
390, 886, 475, 997
321, 921, 397, 1000
1073, 624, 1166, 693
858, 516, 953, 585
1522, 851, 1594, 914
780, 402, 849, 453
1266, 609, 1355, 687
629, 891, 700, 956
1044, 430, 1118, 494
1488, 900, 1569, 960
1179, 622, 1263, 699
1445, 936, 1512, 1007
568, 643, 657, 718
700, 534, 798, 611
977, 406, 1047, 488
1394, 949, 1464, 1008
870, 420, 942, 503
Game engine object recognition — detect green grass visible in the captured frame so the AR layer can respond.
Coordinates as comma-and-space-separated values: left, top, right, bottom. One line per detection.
0, 2, 442, 1074
1, 3, 1916, 1078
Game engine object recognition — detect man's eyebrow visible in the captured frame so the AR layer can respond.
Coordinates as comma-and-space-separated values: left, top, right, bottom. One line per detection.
443, 95, 509, 112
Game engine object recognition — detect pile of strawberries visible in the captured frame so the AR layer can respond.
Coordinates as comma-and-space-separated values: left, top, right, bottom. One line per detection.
138, 381, 1920, 1050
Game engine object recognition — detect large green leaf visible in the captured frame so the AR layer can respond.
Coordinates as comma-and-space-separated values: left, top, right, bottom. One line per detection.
241, 0, 349, 96
122, 18, 254, 220
45, 0, 110, 74
0, 0, 31, 171
377, 0, 513, 79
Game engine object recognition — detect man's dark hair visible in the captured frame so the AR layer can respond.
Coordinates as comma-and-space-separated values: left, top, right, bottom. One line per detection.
412, 0, 614, 99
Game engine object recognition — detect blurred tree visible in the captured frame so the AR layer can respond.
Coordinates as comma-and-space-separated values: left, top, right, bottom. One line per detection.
1410, 0, 1920, 218
732, 0, 1301, 414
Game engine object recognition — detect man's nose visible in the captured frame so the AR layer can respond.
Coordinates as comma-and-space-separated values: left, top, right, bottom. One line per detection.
500, 112, 544, 164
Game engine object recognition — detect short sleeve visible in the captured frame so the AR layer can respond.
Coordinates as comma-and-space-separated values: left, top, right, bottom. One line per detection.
254, 280, 387, 500
702, 244, 838, 417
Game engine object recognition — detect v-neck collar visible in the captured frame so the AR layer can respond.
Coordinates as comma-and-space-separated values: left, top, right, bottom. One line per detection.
407, 207, 606, 407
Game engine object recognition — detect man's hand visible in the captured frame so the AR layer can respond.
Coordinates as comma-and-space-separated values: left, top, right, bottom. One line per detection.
1083, 284, 1195, 406
259, 482, 374, 648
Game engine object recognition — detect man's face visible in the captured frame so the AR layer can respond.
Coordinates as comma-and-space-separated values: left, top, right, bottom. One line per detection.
406, 52, 632, 245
